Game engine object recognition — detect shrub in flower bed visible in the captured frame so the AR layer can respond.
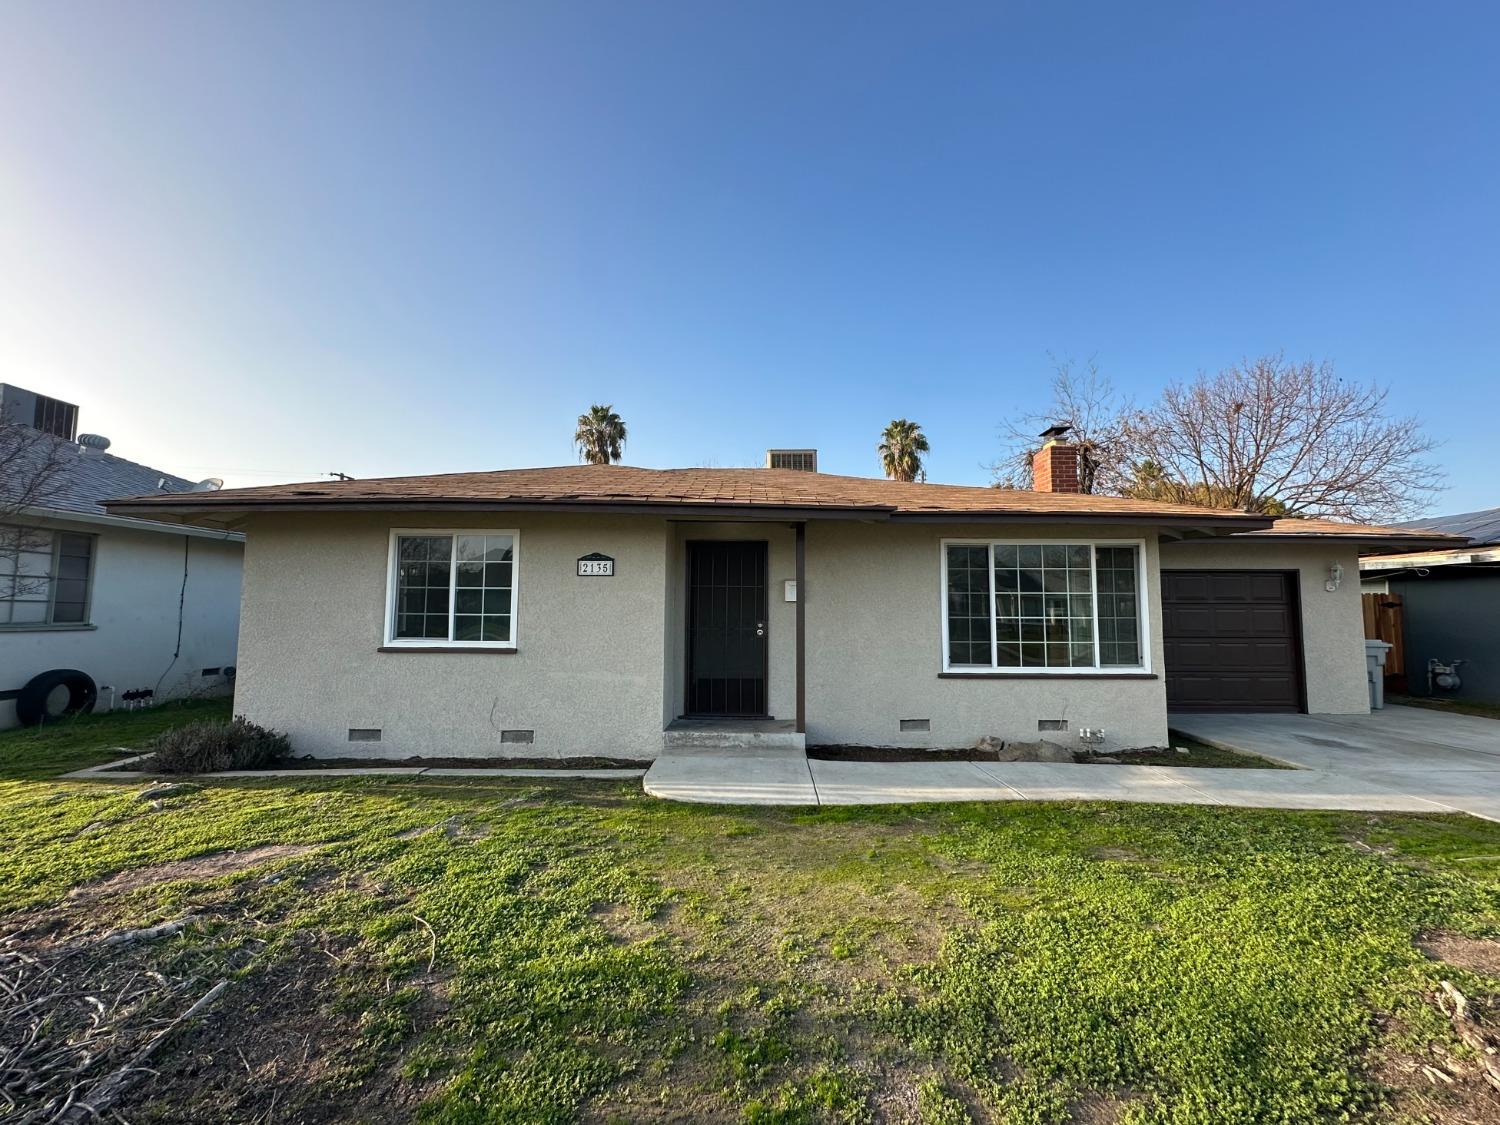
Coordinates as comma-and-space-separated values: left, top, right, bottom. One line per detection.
141, 716, 291, 774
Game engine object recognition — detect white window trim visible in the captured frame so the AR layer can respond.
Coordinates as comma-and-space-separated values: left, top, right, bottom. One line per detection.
384, 528, 520, 649
938, 536, 1152, 675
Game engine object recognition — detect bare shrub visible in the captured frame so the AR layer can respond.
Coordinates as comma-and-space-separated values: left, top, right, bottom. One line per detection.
143, 717, 291, 774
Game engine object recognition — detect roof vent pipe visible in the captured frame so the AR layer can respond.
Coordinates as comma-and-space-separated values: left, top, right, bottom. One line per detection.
77, 433, 111, 452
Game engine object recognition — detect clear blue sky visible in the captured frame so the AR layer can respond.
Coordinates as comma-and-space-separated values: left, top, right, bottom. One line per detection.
2, 2, 1495, 515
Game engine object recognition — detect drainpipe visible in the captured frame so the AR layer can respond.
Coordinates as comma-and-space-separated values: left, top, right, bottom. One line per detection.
795, 521, 806, 734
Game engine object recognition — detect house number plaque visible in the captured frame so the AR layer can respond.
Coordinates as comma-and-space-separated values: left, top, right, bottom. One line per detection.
577, 553, 615, 577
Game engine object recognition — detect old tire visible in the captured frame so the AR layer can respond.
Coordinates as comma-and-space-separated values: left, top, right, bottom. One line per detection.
15, 669, 97, 726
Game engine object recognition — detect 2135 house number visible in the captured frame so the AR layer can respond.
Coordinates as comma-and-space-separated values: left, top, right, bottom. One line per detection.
577, 553, 615, 577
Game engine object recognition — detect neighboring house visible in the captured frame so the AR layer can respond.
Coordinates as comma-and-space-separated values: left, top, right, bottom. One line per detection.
0, 384, 244, 728
106, 437, 1457, 759
1359, 506, 1500, 701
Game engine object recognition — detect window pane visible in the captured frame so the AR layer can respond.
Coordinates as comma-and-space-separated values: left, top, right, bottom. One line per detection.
946, 545, 992, 666
1096, 545, 1142, 666
989, 543, 1096, 669
394, 536, 452, 640
52, 599, 86, 623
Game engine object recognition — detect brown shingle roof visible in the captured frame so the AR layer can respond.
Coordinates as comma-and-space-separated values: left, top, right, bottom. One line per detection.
1237, 517, 1468, 547
105, 464, 1273, 526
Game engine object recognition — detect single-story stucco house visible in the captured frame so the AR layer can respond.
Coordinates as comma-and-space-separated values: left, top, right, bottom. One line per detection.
105, 438, 1459, 759
1, 383, 244, 729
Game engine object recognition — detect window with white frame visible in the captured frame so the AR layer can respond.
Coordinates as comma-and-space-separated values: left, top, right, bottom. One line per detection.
942, 541, 1145, 672
0, 525, 95, 627
387, 531, 516, 646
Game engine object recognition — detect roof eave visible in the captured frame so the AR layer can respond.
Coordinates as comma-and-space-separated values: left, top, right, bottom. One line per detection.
103, 495, 1272, 530
1236, 533, 1470, 551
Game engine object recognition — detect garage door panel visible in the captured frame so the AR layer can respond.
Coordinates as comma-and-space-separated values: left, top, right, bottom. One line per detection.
1163, 570, 1303, 713
1249, 573, 1289, 601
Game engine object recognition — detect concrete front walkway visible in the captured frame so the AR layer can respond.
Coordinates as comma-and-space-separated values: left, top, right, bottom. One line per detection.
1169, 706, 1500, 823
644, 744, 1478, 817
645, 706, 1500, 821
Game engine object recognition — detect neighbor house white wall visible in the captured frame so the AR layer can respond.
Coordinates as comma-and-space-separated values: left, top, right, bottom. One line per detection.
803, 521, 1171, 753
234, 512, 671, 760
0, 517, 243, 728
1158, 539, 1368, 714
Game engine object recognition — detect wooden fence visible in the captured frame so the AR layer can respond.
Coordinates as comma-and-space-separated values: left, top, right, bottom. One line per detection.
1361, 591, 1407, 693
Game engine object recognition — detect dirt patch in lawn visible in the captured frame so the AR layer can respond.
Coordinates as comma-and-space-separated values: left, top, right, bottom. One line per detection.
1370, 1010, 1500, 1125
114, 930, 445, 1124
67, 844, 318, 902
1417, 930, 1500, 977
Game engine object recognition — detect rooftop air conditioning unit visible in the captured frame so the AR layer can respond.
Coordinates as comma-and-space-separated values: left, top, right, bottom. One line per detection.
0, 384, 79, 441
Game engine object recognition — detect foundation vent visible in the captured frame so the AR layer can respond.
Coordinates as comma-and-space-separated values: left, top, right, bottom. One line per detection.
899, 718, 931, 732
500, 729, 535, 744
348, 728, 382, 742
1037, 719, 1068, 732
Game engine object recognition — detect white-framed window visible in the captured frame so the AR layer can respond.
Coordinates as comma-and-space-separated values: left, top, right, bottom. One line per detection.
384, 529, 518, 648
940, 538, 1150, 673
0, 525, 96, 628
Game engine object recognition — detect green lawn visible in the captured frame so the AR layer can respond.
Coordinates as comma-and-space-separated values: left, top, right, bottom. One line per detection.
4, 708, 1500, 1123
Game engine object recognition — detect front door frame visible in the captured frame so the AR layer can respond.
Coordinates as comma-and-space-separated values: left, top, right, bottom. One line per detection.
683, 538, 771, 718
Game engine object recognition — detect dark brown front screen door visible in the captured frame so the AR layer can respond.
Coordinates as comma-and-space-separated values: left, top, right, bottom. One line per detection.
686, 541, 768, 716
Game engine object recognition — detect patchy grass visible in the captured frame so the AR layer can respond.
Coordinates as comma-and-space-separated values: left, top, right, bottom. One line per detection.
1391, 695, 1500, 722
3, 709, 1500, 1122
0, 697, 232, 780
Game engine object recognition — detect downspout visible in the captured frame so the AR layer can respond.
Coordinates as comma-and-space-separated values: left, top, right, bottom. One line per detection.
795, 521, 806, 734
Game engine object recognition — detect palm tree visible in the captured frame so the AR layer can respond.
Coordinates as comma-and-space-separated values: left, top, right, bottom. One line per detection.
574, 404, 627, 465
878, 418, 929, 482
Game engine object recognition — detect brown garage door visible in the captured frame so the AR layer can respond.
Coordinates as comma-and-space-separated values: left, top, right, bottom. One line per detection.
1162, 570, 1304, 712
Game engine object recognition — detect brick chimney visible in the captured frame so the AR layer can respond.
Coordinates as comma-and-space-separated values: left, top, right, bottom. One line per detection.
1032, 424, 1081, 494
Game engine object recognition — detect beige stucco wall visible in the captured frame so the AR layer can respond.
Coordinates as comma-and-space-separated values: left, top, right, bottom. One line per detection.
803, 522, 1171, 752
233, 509, 1364, 761
1158, 538, 1368, 714
235, 512, 670, 759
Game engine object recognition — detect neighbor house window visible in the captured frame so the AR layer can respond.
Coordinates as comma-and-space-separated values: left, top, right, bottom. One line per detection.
0, 526, 95, 627
942, 541, 1146, 672
385, 530, 517, 647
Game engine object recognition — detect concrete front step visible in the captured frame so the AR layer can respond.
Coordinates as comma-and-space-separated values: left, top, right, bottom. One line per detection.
663, 718, 805, 752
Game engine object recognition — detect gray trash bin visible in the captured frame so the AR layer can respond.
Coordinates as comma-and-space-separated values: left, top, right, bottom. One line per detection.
1364, 639, 1392, 710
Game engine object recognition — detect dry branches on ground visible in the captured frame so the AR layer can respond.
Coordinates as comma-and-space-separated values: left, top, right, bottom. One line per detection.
0, 919, 226, 1124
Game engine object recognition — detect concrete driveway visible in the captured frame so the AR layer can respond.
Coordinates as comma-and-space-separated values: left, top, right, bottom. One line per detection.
1169, 705, 1500, 823
644, 706, 1500, 821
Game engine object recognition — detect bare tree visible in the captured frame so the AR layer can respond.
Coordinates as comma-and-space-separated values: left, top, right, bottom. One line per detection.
1119, 355, 1440, 521
990, 357, 1131, 492
0, 408, 74, 599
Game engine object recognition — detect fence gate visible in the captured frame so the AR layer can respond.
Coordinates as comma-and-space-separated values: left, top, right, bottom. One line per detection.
1361, 592, 1407, 694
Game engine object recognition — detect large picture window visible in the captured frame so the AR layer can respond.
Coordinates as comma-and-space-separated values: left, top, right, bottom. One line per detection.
386, 530, 517, 647
0, 526, 95, 628
942, 540, 1146, 672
